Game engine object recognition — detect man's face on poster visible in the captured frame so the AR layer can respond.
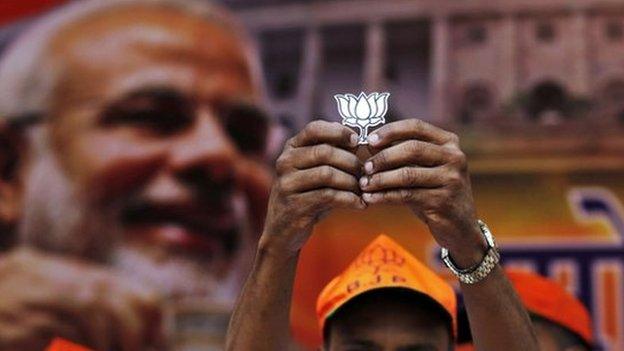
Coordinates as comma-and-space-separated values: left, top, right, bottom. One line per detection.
21, 5, 271, 300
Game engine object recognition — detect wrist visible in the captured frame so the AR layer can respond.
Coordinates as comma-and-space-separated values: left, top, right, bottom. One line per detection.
442, 220, 501, 284
445, 225, 488, 269
257, 229, 305, 260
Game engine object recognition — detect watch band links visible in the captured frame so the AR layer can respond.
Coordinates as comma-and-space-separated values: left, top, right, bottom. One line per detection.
441, 220, 500, 284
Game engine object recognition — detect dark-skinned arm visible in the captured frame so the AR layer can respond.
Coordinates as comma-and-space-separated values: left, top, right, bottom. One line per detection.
360, 119, 539, 351
226, 121, 364, 351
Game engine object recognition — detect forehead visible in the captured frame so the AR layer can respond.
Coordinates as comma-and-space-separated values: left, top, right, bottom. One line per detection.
330, 299, 450, 350
48, 5, 254, 107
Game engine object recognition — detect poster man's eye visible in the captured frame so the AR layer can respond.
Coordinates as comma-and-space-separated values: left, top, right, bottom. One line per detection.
102, 88, 193, 135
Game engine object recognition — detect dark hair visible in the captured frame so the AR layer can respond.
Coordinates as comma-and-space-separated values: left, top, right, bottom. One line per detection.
323, 287, 453, 349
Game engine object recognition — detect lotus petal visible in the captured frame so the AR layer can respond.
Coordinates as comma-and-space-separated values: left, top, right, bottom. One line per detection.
334, 95, 351, 118
375, 93, 390, 118
366, 93, 378, 118
347, 94, 358, 118
355, 93, 371, 119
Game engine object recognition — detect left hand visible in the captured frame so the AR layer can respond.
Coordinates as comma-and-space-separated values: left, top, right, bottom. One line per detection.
359, 119, 486, 268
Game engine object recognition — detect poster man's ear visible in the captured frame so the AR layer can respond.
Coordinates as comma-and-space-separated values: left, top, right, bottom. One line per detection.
0, 119, 29, 249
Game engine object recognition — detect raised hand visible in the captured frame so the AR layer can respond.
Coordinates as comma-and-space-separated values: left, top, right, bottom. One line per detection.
261, 120, 365, 255
359, 119, 486, 267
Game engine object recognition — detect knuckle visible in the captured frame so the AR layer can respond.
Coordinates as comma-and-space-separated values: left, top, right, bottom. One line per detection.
319, 166, 334, 183
319, 189, 334, 203
406, 140, 421, 157
401, 168, 415, 185
447, 147, 467, 168
306, 120, 326, 136
300, 123, 320, 142
308, 120, 327, 129
343, 128, 354, 140
410, 118, 425, 131
314, 144, 333, 161
275, 154, 290, 175
446, 170, 463, 187
275, 178, 289, 193
300, 126, 314, 141
399, 190, 413, 202
286, 135, 298, 147
447, 132, 460, 144
333, 191, 348, 205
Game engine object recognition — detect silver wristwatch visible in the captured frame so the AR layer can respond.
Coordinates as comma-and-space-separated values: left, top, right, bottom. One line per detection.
441, 220, 500, 284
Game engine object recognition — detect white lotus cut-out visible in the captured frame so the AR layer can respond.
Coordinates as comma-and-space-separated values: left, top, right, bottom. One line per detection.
335, 92, 390, 144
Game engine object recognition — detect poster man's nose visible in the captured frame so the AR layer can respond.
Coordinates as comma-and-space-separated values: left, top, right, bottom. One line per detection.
168, 108, 237, 183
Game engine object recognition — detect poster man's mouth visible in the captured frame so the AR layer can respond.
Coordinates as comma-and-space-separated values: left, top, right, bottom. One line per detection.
120, 201, 240, 256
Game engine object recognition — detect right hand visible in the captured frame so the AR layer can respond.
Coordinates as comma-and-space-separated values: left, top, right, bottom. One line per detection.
0, 248, 163, 351
261, 121, 365, 255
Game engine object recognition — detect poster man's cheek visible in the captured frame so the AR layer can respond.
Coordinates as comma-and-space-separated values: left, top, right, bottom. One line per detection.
72, 135, 167, 202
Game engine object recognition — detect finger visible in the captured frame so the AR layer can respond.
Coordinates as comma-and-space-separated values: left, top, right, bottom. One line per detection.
360, 167, 444, 192
367, 119, 457, 148
362, 189, 430, 205
364, 140, 448, 174
296, 188, 366, 210
290, 144, 361, 175
280, 166, 360, 193
289, 120, 358, 149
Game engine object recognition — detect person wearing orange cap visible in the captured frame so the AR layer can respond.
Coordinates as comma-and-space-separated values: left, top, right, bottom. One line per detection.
226, 119, 539, 351
457, 270, 593, 351
316, 234, 457, 351
509, 270, 593, 350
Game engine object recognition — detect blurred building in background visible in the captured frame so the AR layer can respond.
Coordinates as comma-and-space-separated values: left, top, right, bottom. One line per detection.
236, 0, 624, 177
239, 0, 624, 125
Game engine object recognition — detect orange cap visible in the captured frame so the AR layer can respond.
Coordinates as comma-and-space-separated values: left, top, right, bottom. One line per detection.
45, 338, 92, 351
455, 344, 475, 351
506, 270, 593, 345
315, 234, 456, 336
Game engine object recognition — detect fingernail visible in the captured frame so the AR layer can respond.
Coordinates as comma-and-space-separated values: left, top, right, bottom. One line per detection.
359, 176, 369, 188
368, 134, 379, 145
364, 161, 374, 175
350, 134, 358, 147
362, 192, 373, 203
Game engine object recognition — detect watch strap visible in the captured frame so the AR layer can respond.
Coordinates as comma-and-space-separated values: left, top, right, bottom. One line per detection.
441, 220, 500, 284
